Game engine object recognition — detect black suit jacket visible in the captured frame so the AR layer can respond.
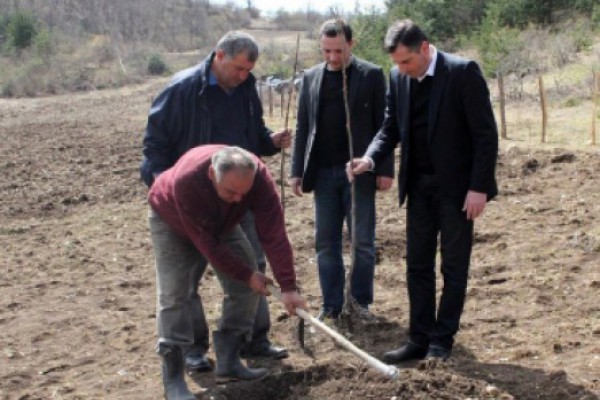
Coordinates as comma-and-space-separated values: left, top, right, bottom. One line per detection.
291, 57, 394, 192
366, 50, 498, 208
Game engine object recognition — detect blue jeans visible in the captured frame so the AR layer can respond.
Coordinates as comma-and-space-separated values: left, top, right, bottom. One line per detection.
313, 165, 377, 315
149, 208, 259, 349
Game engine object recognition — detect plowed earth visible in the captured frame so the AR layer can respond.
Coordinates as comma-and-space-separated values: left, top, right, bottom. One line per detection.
1, 80, 598, 399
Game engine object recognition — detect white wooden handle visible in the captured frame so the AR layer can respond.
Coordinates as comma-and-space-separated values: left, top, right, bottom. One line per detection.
267, 284, 399, 380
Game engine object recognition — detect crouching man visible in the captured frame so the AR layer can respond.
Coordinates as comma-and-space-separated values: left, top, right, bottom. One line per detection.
148, 144, 306, 399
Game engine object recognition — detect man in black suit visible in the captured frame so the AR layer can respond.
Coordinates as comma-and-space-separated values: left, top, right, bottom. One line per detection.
289, 19, 394, 321
348, 19, 498, 361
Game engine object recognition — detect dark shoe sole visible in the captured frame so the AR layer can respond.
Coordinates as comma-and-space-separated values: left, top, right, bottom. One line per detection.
240, 347, 289, 360
241, 351, 289, 360
185, 357, 213, 372
383, 354, 426, 363
215, 372, 269, 384
382, 345, 428, 364
185, 363, 212, 372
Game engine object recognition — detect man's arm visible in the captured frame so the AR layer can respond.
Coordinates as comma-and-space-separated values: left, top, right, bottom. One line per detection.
461, 61, 499, 219
462, 61, 498, 194
365, 70, 402, 168
251, 166, 297, 292
288, 74, 311, 195
249, 85, 280, 157
370, 67, 395, 190
248, 168, 307, 313
141, 85, 182, 186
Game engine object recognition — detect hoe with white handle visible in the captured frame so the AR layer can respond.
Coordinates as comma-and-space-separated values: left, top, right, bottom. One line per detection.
267, 284, 399, 381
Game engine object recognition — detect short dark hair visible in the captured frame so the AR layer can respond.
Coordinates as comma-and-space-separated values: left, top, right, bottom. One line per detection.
384, 19, 428, 54
216, 31, 259, 62
319, 19, 353, 42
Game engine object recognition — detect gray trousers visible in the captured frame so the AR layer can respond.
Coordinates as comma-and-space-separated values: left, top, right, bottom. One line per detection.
149, 209, 260, 348
187, 211, 272, 354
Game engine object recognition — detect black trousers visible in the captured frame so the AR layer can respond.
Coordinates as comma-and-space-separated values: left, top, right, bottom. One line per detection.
405, 174, 473, 350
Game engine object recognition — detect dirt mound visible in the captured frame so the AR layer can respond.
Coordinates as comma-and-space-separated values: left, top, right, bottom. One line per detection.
202, 363, 509, 400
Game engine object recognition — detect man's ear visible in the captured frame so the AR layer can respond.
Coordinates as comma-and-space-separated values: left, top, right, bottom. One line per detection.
208, 165, 216, 182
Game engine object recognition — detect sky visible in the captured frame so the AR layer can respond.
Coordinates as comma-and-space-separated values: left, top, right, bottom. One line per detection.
212, 0, 387, 15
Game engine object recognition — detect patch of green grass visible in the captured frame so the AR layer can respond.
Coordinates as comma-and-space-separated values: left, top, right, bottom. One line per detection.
563, 97, 583, 108
547, 62, 595, 87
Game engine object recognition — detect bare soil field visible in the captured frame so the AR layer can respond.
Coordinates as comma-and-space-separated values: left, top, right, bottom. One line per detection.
1, 79, 599, 400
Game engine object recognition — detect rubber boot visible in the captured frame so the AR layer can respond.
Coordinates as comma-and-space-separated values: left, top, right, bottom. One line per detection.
185, 346, 212, 372
158, 344, 196, 400
213, 332, 269, 383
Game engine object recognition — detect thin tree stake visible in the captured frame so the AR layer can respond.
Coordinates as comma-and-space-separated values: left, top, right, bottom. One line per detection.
280, 33, 301, 213
335, 19, 359, 326
281, 34, 303, 346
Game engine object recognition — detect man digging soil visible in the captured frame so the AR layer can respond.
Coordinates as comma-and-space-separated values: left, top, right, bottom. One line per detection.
147, 145, 305, 399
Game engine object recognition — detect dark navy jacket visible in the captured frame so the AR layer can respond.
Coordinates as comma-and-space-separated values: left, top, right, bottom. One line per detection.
140, 51, 277, 187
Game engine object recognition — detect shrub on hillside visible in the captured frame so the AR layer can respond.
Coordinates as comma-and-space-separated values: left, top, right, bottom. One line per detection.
1, 57, 46, 97
33, 28, 53, 60
353, 13, 394, 72
563, 97, 582, 107
568, 19, 594, 51
147, 54, 168, 75
593, 5, 600, 29
5, 12, 37, 52
1, 80, 15, 97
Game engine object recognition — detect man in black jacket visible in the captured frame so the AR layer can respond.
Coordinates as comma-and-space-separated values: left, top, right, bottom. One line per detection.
289, 20, 394, 321
140, 31, 290, 388
348, 20, 498, 362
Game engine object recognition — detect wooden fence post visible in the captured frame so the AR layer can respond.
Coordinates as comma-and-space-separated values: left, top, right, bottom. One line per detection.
498, 73, 507, 140
538, 75, 547, 144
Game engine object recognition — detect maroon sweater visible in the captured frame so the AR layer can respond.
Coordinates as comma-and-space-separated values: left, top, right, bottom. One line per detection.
148, 144, 296, 292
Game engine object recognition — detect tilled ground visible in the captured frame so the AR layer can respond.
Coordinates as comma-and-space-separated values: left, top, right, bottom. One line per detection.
0, 80, 598, 399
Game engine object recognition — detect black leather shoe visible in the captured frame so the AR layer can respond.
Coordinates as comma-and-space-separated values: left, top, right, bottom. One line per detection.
241, 344, 289, 360
383, 342, 428, 363
185, 353, 212, 372
425, 345, 451, 361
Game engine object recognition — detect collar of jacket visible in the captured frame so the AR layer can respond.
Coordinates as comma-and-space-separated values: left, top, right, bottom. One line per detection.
196, 51, 257, 98
320, 55, 357, 73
